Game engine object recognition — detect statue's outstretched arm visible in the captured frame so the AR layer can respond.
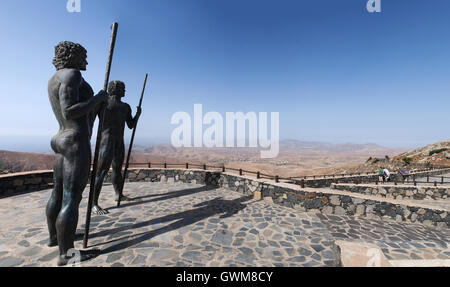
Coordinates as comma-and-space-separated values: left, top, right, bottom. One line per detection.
90, 98, 104, 127
125, 104, 142, 129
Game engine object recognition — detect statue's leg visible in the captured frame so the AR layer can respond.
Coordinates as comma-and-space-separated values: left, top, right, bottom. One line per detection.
46, 154, 64, 247
112, 142, 128, 202
92, 136, 113, 215
56, 142, 90, 265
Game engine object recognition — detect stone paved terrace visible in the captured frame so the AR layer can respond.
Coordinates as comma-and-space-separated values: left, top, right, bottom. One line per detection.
0, 181, 449, 267
0, 182, 340, 267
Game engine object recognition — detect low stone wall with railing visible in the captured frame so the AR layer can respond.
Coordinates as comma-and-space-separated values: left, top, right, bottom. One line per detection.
219, 173, 449, 228
0, 168, 221, 198
120, 168, 222, 186
0, 170, 53, 198
293, 168, 450, 188
332, 183, 450, 201
1, 168, 449, 227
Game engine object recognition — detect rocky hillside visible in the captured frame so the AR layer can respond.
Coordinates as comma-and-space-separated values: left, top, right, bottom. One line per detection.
333, 158, 417, 175
331, 140, 450, 175
0, 151, 55, 173
393, 140, 450, 166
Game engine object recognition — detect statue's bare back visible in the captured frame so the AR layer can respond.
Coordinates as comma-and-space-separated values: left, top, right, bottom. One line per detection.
48, 69, 95, 154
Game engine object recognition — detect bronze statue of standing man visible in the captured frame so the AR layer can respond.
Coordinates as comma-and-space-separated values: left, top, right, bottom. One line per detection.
92, 81, 141, 215
46, 41, 107, 266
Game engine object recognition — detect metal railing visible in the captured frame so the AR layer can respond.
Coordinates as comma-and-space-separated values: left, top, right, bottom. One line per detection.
289, 168, 450, 181
342, 174, 450, 187
90, 161, 450, 186
118, 162, 291, 183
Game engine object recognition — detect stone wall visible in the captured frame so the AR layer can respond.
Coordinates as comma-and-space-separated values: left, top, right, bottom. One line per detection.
0, 168, 222, 199
0, 168, 221, 198
0, 171, 53, 198
1, 168, 448, 227
332, 183, 450, 201
293, 168, 450, 188
219, 173, 449, 228
119, 168, 222, 186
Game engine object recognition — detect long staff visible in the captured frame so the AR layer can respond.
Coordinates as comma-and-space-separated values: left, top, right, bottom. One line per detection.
83, 22, 119, 249
117, 73, 148, 208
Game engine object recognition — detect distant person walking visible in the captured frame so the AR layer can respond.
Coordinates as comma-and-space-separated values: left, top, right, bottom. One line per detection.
383, 168, 391, 182
379, 168, 384, 182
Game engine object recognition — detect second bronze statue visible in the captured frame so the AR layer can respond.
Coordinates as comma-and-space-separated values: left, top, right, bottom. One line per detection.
92, 81, 142, 215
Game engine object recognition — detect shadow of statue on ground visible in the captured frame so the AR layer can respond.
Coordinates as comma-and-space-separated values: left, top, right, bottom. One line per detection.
87, 194, 254, 255
105, 185, 218, 211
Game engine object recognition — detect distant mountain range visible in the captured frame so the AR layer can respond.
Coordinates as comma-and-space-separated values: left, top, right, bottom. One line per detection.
279, 140, 403, 154
133, 140, 406, 157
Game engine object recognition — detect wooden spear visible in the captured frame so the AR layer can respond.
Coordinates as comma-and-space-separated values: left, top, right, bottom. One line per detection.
83, 22, 119, 249
117, 73, 148, 208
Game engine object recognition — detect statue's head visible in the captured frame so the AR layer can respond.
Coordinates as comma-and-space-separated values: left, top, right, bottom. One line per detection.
108, 81, 126, 98
53, 41, 88, 71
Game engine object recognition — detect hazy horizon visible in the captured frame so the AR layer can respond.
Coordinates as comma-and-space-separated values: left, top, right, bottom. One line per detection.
0, 134, 437, 154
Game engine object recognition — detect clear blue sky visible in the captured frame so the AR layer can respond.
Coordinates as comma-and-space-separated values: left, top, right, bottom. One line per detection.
0, 0, 449, 152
